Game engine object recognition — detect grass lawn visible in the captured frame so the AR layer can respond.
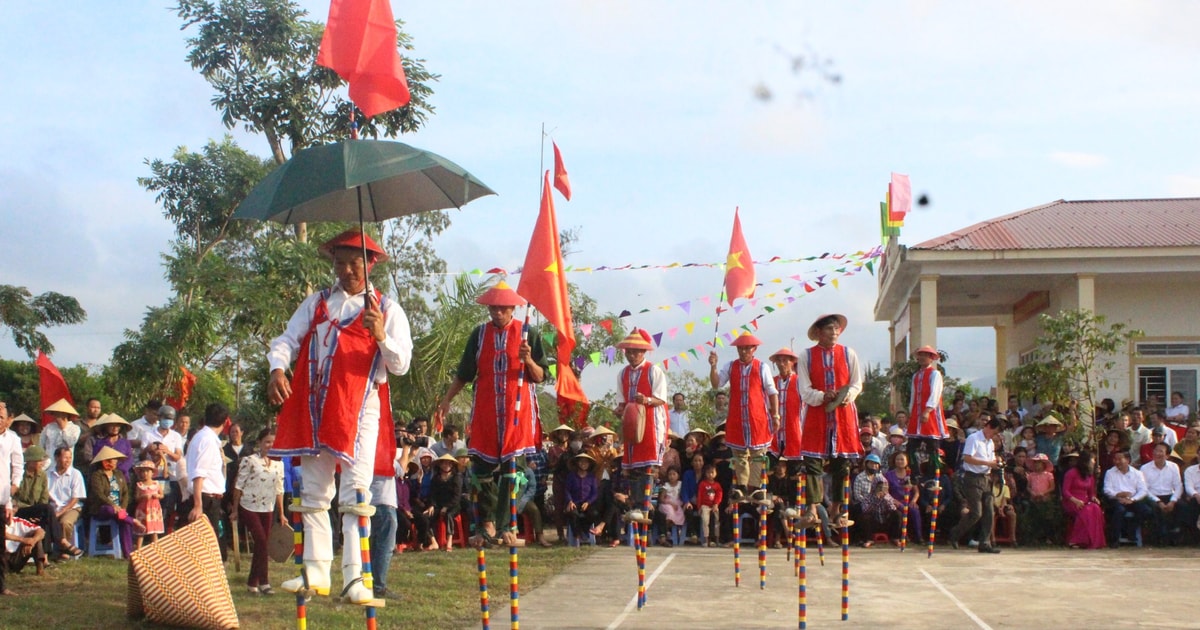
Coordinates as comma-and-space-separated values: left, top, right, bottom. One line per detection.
0, 544, 592, 629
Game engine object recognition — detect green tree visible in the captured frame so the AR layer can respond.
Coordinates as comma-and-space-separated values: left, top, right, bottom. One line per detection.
0, 285, 86, 358
856, 363, 892, 418
1004, 309, 1141, 442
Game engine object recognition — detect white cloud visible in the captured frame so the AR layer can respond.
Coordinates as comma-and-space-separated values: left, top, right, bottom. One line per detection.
1048, 151, 1108, 168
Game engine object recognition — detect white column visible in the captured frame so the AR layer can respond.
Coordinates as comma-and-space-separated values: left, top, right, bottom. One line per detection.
1076, 273, 1096, 313
917, 275, 939, 350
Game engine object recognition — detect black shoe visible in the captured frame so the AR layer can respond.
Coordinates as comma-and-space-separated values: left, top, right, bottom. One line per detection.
978, 545, 1001, 554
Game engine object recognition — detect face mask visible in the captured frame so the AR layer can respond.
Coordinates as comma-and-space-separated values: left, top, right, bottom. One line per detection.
159, 420, 174, 429
569, 441, 582, 451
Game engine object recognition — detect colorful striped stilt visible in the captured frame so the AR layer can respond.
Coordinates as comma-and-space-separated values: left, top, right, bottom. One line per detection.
840, 473, 850, 622
509, 459, 519, 629
355, 489, 378, 630
798, 473, 807, 630
899, 466, 911, 552
478, 548, 490, 630
758, 458, 768, 590
793, 474, 801, 577
635, 521, 646, 609
816, 514, 825, 567
928, 464, 941, 558
733, 503, 741, 587
291, 498, 307, 630
641, 473, 652, 608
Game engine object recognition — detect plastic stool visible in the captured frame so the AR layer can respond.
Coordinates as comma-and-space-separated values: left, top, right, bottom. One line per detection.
566, 522, 596, 547
435, 514, 468, 549
87, 518, 123, 559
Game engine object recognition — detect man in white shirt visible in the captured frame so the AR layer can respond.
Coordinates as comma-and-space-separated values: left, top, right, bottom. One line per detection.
128, 399, 162, 457
143, 404, 186, 527
1128, 408, 1153, 465
1180, 458, 1200, 540
668, 393, 691, 438
186, 402, 229, 561
1103, 450, 1152, 547
948, 416, 1003, 553
46, 447, 86, 545
0, 401, 24, 596
1140, 442, 1183, 544
1165, 391, 1190, 425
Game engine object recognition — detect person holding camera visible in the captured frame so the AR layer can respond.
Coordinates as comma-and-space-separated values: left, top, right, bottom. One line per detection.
948, 416, 1003, 553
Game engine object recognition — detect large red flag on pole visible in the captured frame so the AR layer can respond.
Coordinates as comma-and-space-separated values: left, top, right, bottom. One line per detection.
36, 351, 74, 426
723, 207, 756, 305
518, 171, 590, 426
317, 0, 411, 118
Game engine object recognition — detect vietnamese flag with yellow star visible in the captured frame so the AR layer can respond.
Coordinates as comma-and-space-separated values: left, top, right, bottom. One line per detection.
723, 207, 756, 305
518, 171, 590, 426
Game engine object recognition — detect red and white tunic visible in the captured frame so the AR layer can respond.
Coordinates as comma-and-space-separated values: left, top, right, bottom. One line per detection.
773, 372, 803, 459
465, 320, 541, 463
618, 360, 669, 469
797, 344, 864, 459
907, 365, 946, 439
716, 359, 777, 451
269, 286, 412, 475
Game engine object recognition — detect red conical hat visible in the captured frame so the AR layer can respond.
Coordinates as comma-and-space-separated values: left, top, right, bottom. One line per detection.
319, 229, 389, 263
476, 280, 527, 306
913, 345, 939, 358
769, 347, 798, 361
616, 328, 654, 350
730, 334, 762, 347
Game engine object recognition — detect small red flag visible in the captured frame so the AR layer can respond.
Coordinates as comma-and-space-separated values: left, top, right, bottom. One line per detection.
552, 142, 572, 201
165, 366, 197, 411
317, 0, 411, 118
888, 172, 911, 223
518, 171, 589, 427
36, 351, 74, 426
723, 207, 756, 305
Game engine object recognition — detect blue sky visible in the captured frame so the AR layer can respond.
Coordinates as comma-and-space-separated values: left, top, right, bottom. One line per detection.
3, 1, 1199, 399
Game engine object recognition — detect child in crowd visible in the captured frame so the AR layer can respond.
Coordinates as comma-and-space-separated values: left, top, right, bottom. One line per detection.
428, 454, 462, 551
132, 459, 164, 549
1025, 453, 1058, 544
1017, 426, 1038, 458
657, 467, 685, 546
993, 468, 1017, 545
681, 453, 704, 541
697, 464, 723, 546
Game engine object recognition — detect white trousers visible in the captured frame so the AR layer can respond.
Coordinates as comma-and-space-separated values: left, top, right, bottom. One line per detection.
298, 390, 379, 577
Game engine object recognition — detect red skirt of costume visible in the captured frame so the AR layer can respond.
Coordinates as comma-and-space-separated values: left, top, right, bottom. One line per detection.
272, 289, 396, 475
725, 359, 773, 451
467, 320, 539, 463
619, 363, 667, 469
906, 366, 946, 439
773, 373, 803, 459
799, 345, 863, 459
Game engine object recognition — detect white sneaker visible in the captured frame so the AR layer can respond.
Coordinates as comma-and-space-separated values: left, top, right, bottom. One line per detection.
967, 539, 979, 548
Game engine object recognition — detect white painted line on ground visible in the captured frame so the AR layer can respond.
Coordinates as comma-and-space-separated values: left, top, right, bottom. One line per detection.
920, 568, 993, 630
606, 553, 677, 630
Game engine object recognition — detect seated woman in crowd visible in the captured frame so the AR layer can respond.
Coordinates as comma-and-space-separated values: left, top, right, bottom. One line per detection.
564, 453, 601, 544
85, 446, 143, 558
1172, 425, 1200, 468
428, 454, 462, 551
885, 452, 923, 544
851, 453, 898, 548
1099, 428, 1131, 474
91, 414, 134, 481
1062, 450, 1105, 549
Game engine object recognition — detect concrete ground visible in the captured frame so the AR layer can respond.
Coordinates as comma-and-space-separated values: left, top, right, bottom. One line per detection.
498, 541, 1200, 629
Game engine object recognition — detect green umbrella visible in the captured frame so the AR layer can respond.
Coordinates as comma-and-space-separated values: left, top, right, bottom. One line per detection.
232, 139, 496, 224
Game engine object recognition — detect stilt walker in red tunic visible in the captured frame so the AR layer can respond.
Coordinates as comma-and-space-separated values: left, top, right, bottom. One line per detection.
614, 329, 669, 521
905, 345, 946, 471
797, 314, 864, 528
435, 281, 547, 547
268, 229, 413, 605
769, 347, 804, 476
708, 335, 780, 503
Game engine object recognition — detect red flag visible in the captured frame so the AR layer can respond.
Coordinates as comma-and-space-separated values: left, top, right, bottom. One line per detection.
552, 142, 572, 201
723, 207, 755, 305
317, 0, 411, 118
36, 351, 74, 426
518, 171, 590, 427
165, 366, 197, 411
888, 172, 911, 223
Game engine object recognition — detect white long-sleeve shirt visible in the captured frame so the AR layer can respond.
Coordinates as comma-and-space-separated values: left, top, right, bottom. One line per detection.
0, 429, 23, 506
1184, 464, 1200, 499
1103, 466, 1148, 502
268, 283, 412, 381
1140, 460, 1182, 502
795, 344, 862, 408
